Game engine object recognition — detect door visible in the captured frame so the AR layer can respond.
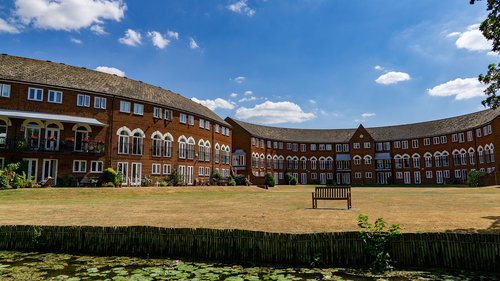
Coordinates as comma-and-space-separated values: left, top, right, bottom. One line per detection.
414, 171, 421, 184
436, 170, 443, 184
186, 166, 193, 185
117, 162, 129, 185
320, 173, 326, 184
42, 159, 58, 185
74, 129, 89, 151
376, 172, 386, 184
131, 162, 142, 186
45, 127, 60, 151
178, 165, 186, 185
342, 173, 351, 185
301, 173, 307, 184
24, 158, 38, 182
404, 172, 411, 184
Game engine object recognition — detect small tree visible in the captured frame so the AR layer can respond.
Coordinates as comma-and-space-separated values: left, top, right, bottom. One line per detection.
357, 214, 401, 272
264, 173, 275, 187
102, 168, 120, 187
467, 170, 487, 187
284, 172, 297, 185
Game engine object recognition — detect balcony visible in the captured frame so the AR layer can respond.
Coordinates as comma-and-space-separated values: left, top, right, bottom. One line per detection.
0, 138, 105, 156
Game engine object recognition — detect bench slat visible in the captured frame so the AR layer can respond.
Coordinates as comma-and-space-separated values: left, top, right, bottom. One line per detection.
312, 186, 351, 209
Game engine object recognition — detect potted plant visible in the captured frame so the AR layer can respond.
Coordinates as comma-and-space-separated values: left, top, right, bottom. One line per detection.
64, 136, 75, 151
47, 136, 56, 149
96, 140, 105, 152
83, 136, 92, 151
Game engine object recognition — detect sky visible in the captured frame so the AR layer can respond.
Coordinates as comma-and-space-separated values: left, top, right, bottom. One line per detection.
0, 0, 498, 129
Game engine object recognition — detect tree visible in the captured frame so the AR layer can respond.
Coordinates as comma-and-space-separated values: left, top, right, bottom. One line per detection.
470, 0, 500, 108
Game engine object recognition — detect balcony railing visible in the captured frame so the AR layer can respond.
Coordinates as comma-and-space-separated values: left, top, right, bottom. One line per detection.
0, 138, 105, 155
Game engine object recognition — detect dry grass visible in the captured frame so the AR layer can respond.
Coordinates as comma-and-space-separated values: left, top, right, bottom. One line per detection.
0, 185, 499, 233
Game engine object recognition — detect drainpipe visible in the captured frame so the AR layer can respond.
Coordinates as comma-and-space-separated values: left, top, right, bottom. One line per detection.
108, 96, 115, 168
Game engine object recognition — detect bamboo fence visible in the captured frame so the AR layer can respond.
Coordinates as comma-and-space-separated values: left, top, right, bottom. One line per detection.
0, 225, 498, 272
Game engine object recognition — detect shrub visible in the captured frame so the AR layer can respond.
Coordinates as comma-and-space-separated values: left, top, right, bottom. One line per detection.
228, 178, 236, 186
264, 173, 275, 187
211, 171, 221, 181
101, 182, 115, 187
234, 176, 247, 186
357, 214, 401, 272
467, 170, 486, 187
159, 180, 169, 187
167, 169, 184, 186
141, 176, 152, 187
61, 174, 76, 187
0, 163, 20, 189
284, 173, 297, 185
102, 168, 118, 185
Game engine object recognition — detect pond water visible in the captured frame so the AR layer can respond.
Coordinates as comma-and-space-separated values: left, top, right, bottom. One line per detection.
0, 251, 497, 280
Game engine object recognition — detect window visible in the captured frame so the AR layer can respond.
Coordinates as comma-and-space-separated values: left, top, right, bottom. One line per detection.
383, 142, 390, 150
0, 84, 10, 98
279, 142, 283, 149
163, 164, 171, 175
94, 97, 106, 109
394, 141, 401, 149
293, 143, 298, 152
164, 110, 173, 120
73, 160, 87, 173
118, 130, 130, 154
343, 144, 349, 152
353, 143, 360, 149
354, 172, 361, 179
28, 87, 43, 101
163, 135, 173, 157
199, 119, 205, 128
433, 137, 440, 145
476, 128, 482, 137
365, 172, 372, 178
188, 115, 194, 125
426, 171, 433, 179
267, 140, 272, 148
179, 113, 187, 124
364, 142, 370, 149
300, 144, 306, 152
287, 143, 292, 150
205, 121, 210, 130
425, 156, 432, 168
424, 138, 430, 146
310, 144, 316, 151
0, 157, 3, 169
413, 156, 420, 168
376, 143, 383, 151
133, 103, 144, 115
215, 124, 220, 133
452, 134, 458, 142
260, 139, 264, 148
90, 161, 103, 173
205, 167, 210, 176
319, 144, 325, 151
198, 167, 204, 176
77, 94, 90, 107
467, 131, 473, 142
402, 140, 408, 149
152, 134, 162, 157
48, 90, 63, 104
353, 156, 361, 165
364, 156, 372, 165
326, 144, 332, 151
120, 101, 131, 113
396, 172, 403, 179
441, 135, 447, 143
153, 107, 162, 118
152, 164, 161, 175
412, 139, 418, 149
132, 132, 144, 155
487, 125, 492, 135
179, 138, 187, 159
458, 133, 464, 143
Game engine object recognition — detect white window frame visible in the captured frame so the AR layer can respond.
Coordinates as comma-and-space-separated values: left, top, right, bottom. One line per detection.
163, 164, 171, 175
353, 143, 360, 149
188, 115, 194, 125
364, 142, 370, 149
28, 87, 43, 101
152, 163, 161, 175
90, 161, 104, 173
179, 113, 187, 124
199, 119, 205, 128
0, 84, 10, 98
77, 94, 90, 107
94, 96, 107, 109
48, 90, 63, 104
120, 101, 131, 113
164, 110, 173, 120
72, 160, 87, 173
205, 120, 210, 130
424, 138, 430, 146
133, 103, 144, 115
153, 107, 162, 118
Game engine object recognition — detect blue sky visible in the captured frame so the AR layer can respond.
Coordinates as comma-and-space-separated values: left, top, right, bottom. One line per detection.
0, 0, 497, 128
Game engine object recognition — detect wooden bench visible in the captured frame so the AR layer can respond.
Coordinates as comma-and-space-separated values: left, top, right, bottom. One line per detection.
312, 186, 352, 209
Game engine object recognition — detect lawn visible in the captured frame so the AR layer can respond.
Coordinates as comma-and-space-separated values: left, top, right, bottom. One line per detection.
0, 185, 498, 233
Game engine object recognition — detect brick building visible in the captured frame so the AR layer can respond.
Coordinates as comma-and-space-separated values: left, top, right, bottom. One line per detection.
0, 55, 232, 186
226, 110, 499, 185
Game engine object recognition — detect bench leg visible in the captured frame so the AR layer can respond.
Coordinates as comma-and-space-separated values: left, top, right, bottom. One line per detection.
347, 197, 352, 209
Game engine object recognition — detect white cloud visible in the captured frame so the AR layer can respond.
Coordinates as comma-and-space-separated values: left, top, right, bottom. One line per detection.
488, 51, 499, 56
14, 0, 126, 31
234, 76, 245, 83
70, 37, 82, 44
375, 71, 411, 85
235, 101, 316, 124
227, 0, 255, 17
148, 31, 170, 49
361, 112, 376, 118
0, 18, 20, 33
119, 29, 142, 46
229, 92, 238, 98
427, 78, 486, 100
90, 24, 106, 35
451, 24, 492, 52
95, 66, 125, 77
308, 99, 316, 104
374, 65, 383, 71
244, 90, 253, 96
167, 30, 179, 40
189, 37, 199, 49
238, 96, 257, 102
191, 97, 235, 111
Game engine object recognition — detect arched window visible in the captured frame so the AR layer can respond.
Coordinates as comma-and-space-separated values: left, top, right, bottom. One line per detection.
412, 153, 420, 168
300, 156, 307, 170
151, 132, 163, 157
353, 155, 361, 165
214, 143, 220, 163
267, 155, 272, 169
319, 157, 326, 170
0, 119, 7, 147
198, 139, 206, 161
287, 156, 293, 170
452, 150, 461, 166
187, 137, 195, 160
259, 153, 264, 168
45, 123, 61, 151
204, 141, 211, 162
326, 157, 334, 170
434, 152, 442, 167
402, 154, 410, 168
223, 146, 231, 164
310, 157, 317, 170
478, 146, 484, 164
459, 149, 467, 165
178, 136, 187, 159
278, 155, 284, 170
25, 122, 42, 149
441, 151, 449, 167
424, 152, 432, 168
293, 156, 299, 170
364, 155, 372, 165
468, 148, 475, 165
132, 129, 145, 155
274, 155, 279, 169
394, 155, 402, 169
490, 144, 495, 162
251, 153, 258, 168
117, 127, 131, 154
164, 133, 173, 157
74, 125, 89, 152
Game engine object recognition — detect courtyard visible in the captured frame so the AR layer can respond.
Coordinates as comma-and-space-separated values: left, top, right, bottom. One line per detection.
0, 185, 498, 233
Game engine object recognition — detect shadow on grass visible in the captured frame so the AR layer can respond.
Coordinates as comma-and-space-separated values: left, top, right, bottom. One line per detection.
446, 216, 500, 233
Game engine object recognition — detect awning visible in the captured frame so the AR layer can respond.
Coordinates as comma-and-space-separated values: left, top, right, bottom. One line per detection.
0, 109, 107, 127
335, 154, 351, 161
375, 153, 391, 160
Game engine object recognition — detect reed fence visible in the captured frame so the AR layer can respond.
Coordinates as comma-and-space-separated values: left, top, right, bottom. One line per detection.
0, 225, 498, 272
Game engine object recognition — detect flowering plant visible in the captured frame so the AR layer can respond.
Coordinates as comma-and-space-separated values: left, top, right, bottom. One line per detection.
47, 136, 57, 141
96, 140, 105, 145
65, 136, 75, 142
30, 134, 38, 139
83, 136, 92, 143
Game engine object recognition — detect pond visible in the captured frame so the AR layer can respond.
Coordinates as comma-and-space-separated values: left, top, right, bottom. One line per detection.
0, 251, 497, 280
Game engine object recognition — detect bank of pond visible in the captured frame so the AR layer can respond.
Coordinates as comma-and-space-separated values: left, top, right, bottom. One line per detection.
0, 251, 498, 281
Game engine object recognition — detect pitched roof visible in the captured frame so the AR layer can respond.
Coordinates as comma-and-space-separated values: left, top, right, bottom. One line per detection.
0, 54, 229, 126
227, 109, 500, 142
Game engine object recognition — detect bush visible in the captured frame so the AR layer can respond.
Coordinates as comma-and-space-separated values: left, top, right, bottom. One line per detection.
467, 170, 487, 187
357, 214, 401, 272
212, 171, 221, 181
101, 182, 115, 187
141, 176, 152, 187
0, 163, 20, 189
264, 173, 275, 187
61, 174, 76, 187
167, 169, 184, 186
228, 178, 236, 186
102, 168, 120, 187
284, 173, 297, 185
